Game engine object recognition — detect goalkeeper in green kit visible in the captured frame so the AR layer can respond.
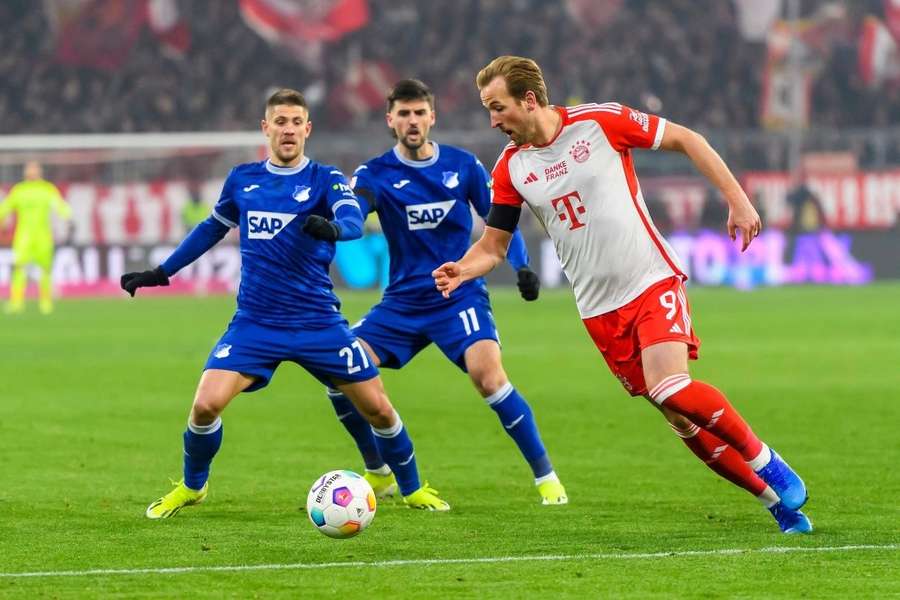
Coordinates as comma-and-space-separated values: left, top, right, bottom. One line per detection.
0, 162, 71, 314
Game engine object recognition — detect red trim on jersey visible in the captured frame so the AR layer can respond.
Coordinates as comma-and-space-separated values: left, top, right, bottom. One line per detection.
491, 142, 525, 207
570, 103, 660, 152
532, 106, 570, 148
620, 151, 684, 278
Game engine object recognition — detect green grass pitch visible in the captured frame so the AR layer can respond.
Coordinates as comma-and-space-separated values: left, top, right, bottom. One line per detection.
1, 285, 898, 598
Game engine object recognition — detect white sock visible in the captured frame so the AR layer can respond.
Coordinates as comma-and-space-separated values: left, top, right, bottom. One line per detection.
534, 471, 559, 486
756, 485, 779, 508
366, 464, 391, 476
746, 444, 772, 472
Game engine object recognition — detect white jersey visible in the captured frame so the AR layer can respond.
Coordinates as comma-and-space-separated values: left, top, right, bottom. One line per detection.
491, 103, 685, 319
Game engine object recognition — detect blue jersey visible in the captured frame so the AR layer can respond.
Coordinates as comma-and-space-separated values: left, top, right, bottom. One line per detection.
352, 143, 529, 309
206, 158, 360, 328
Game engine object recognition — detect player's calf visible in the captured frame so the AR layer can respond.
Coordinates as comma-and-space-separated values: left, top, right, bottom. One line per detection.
328, 388, 386, 471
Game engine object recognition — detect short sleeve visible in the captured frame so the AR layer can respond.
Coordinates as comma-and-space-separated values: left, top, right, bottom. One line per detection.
212, 168, 239, 228
591, 104, 667, 152
490, 147, 525, 208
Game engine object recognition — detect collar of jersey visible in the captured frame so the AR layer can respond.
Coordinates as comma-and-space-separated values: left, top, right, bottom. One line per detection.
265, 157, 310, 175
528, 106, 568, 149
392, 142, 440, 168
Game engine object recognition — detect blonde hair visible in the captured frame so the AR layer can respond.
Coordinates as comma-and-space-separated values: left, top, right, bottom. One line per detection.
476, 56, 549, 106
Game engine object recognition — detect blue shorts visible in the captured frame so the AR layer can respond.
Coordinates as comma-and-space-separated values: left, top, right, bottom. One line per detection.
353, 290, 499, 372
204, 316, 379, 392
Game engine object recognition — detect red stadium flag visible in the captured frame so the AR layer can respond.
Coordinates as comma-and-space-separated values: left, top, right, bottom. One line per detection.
885, 0, 900, 42
858, 16, 900, 87
147, 0, 190, 57
49, 0, 146, 71
331, 59, 399, 123
239, 0, 370, 51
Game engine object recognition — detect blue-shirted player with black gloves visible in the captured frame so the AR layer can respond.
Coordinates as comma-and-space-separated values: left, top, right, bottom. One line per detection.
326, 80, 567, 505
121, 89, 450, 517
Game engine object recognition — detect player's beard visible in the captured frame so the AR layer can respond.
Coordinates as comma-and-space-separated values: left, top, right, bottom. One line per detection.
400, 131, 425, 152
274, 141, 300, 165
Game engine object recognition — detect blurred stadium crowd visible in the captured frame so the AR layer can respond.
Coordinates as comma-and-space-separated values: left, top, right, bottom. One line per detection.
1, 0, 898, 297
2, 0, 898, 137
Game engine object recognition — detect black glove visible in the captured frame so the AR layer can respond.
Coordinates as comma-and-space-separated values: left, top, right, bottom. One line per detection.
120, 266, 169, 297
516, 266, 540, 301
303, 215, 341, 242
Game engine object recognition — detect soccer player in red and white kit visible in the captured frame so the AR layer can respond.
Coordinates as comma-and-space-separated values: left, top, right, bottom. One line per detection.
433, 56, 811, 533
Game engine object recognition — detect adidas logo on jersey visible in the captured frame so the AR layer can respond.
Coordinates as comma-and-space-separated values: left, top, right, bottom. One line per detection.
406, 200, 456, 230
523, 172, 538, 184
248, 211, 296, 239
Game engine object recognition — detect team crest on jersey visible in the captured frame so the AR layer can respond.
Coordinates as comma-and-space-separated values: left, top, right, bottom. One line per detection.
213, 344, 232, 359
406, 199, 456, 230
292, 185, 311, 203
569, 140, 591, 163
441, 171, 460, 189
248, 211, 297, 239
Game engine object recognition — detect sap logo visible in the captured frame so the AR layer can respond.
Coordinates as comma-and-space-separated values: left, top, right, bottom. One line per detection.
248, 211, 297, 239
406, 200, 456, 230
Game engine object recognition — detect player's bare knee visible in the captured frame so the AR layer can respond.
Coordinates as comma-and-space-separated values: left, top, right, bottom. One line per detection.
470, 368, 508, 398
362, 399, 395, 429
347, 385, 395, 428
190, 397, 222, 425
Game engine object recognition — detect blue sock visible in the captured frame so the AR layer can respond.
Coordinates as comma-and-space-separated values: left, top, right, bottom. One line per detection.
486, 383, 553, 478
183, 417, 223, 490
371, 412, 420, 495
327, 389, 385, 471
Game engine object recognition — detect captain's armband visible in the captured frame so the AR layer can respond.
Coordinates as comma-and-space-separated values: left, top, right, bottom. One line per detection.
486, 204, 521, 232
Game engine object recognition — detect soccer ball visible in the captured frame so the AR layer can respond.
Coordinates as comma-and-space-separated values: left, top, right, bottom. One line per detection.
306, 470, 376, 539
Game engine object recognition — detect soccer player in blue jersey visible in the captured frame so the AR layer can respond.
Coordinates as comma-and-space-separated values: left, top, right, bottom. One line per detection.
121, 89, 450, 518
325, 80, 567, 505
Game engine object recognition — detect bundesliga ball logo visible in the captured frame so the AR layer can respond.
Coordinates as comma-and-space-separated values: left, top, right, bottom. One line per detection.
569, 140, 591, 163
306, 470, 376, 539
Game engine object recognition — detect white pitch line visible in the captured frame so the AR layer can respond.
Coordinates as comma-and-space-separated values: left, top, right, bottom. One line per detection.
1, 544, 897, 579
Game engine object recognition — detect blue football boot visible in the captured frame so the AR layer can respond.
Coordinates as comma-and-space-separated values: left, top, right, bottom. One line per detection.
768, 501, 813, 534
755, 449, 807, 510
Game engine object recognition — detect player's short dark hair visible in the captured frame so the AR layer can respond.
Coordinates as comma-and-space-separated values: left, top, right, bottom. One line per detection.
477, 56, 549, 106
266, 89, 308, 113
387, 79, 434, 111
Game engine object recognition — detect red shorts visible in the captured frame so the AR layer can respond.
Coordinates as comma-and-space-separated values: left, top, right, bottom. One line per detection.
582, 276, 700, 396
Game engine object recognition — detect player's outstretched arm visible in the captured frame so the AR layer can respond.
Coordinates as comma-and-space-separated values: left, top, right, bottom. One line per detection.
120, 215, 229, 297
433, 226, 511, 298
659, 122, 761, 251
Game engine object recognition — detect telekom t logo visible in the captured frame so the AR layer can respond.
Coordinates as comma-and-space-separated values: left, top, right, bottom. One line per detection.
551, 191, 587, 230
